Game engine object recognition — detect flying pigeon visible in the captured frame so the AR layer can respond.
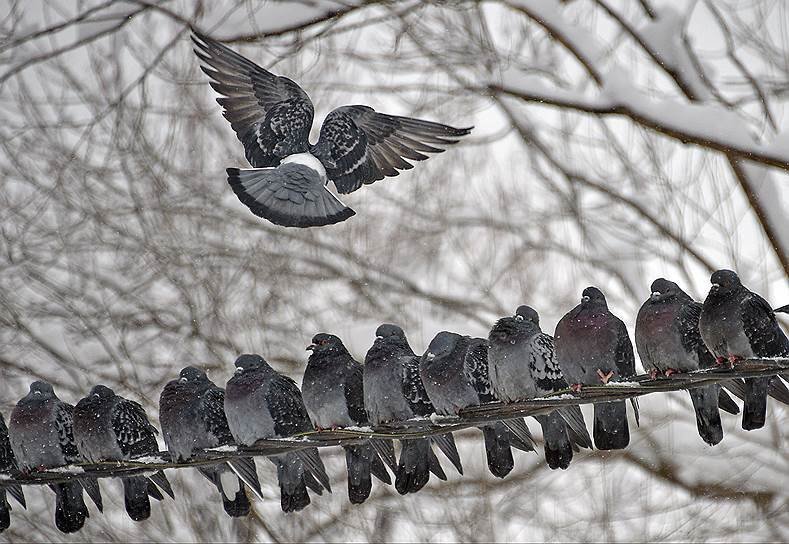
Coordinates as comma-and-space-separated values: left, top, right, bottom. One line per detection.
420, 332, 536, 478
159, 366, 256, 517
363, 324, 461, 494
224, 354, 331, 513
635, 279, 728, 445
699, 269, 789, 430
73, 385, 173, 522
191, 32, 472, 228
302, 333, 392, 504
487, 306, 593, 470
554, 287, 638, 450
0, 412, 25, 532
8, 382, 93, 533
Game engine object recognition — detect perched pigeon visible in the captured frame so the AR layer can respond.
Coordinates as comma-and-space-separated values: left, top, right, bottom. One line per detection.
420, 332, 536, 478
363, 324, 461, 494
636, 279, 727, 445
302, 334, 392, 504
0, 412, 25, 532
699, 269, 789, 430
555, 287, 638, 450
8, 382, 92, 533
192, 32, 472, 228
159, 366, 255, 517
73, 385, 173, 522
487, 306, 593, 470
224, 354, 331, 513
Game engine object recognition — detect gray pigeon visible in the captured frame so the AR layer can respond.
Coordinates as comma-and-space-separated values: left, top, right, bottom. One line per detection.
487, 306, 593, 470
302, 333, 392, 504
0, 412, 25, 532
699, 269, 789, 430
73, 385, 173, 522
8, 382, 92, 533
363, 324, 461, 494
159, 366, 255, 517
224, 354, 331, 513
420, 332, 536, 478
192, 32, 471, 228
636, 279, 726, 445
554, 287, 638, 450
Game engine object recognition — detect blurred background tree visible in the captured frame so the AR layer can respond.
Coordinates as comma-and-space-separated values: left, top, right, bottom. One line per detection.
0, 0, 787, 541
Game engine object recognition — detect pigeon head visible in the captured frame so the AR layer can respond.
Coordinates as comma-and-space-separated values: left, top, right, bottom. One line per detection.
424, 331, 461, 361
88, 385, 116, 400
648, 278, 683, 302
233, 353, 268, 374
710, 269, 741, 293
375, 324, 406, 340
515, 305, 540, 326
179, 366, 208, 383
581, 286, 607, 308
28, 381, 55, 398
306, 333, 346, 355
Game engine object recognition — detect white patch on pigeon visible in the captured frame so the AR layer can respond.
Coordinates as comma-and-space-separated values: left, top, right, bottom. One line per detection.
282, 153, 326, 179
220, 470, 240, 496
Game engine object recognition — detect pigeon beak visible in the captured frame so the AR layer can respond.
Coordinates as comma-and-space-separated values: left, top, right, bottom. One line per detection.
650, 291, 661, 301
306, 344, 315, 351
582, 295, 590, 303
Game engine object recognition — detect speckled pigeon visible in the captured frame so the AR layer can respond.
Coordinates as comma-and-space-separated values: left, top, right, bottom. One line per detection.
699, 269, 789, 430
420, 332, 536, 478
192, 32, 472, 228
635, 279, 728, 445
363, 324, 461, 494
0, 412, 25, 532
224, 354, 331, 513
555, 287, 638, 450
73, 385, 173, 522
302, 333, 392, 504
8, 381, 93, 533
159, 366, 255, 517
488, 306, 593, 470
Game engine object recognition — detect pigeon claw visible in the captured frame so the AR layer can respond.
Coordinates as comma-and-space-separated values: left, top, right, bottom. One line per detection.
664, 368, 679, 377
648, 369, 659, 380
596, 369, 614, 384
727, 355, 741, 367
714, 356, 727, 366
570, 383, 583, 393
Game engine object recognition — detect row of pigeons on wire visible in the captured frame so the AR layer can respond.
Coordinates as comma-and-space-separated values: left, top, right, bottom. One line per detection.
1, 270, 787, 534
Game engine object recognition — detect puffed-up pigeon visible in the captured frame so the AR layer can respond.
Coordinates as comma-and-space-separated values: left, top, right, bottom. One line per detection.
363, 324, 461, 494
73, 385, 173, 522
555, 287, 638, 450
8, 382, 93, 533
224, 354, 331, 513
488, 306, 593, 470
699, 269, 789, 430
420, 332, 536, 477
0, 412, 25, 532
636, 279, 727, 445
192, 32, 472, 228
159, 366, 255, 517
302, 333, 392, 504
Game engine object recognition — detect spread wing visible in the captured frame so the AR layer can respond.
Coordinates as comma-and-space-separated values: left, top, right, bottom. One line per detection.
343, 362, 368, 425
54, 402, 80, 464
200, 386, 234, 446
464, 338, 494, 403
311, 105, 472, 194
266, 374, 314, 438
112, 399, 159, 458
227, 164, 354, 227
192, 32, 314, 167
742, 292, 789, 357
401, 355, 434, 417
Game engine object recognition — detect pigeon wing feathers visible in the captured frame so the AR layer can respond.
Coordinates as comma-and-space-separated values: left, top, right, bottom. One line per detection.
266, 374, 314, 438
54, 403, 80, 464
312, 105, 472, 194
401, 356, 434, 417
530, 333, 567, 393
192, 32, 313, 167
614, 318, 636, 378
200, 386, 235, 446
112, 399, 159, 458
678, 301, 716, 368
227, 164, 354, 227
465, 339, 493, 403
343, 363, 368, 426
741, 292, 789, 357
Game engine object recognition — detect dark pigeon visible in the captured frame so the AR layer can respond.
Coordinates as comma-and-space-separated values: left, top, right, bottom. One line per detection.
636, 279, 726, 445
302, 334, 392, 504
73, 385, 172, 522
488, 306, 592, 470
699, 269, 789, 430
192, 32, 471, 228
363, 324, 461, 495
8, 382, 91, 533
224, 354, 330, 513
159, 366, 254, 517
555, 287, 638, 450
0, 412, 25, 532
